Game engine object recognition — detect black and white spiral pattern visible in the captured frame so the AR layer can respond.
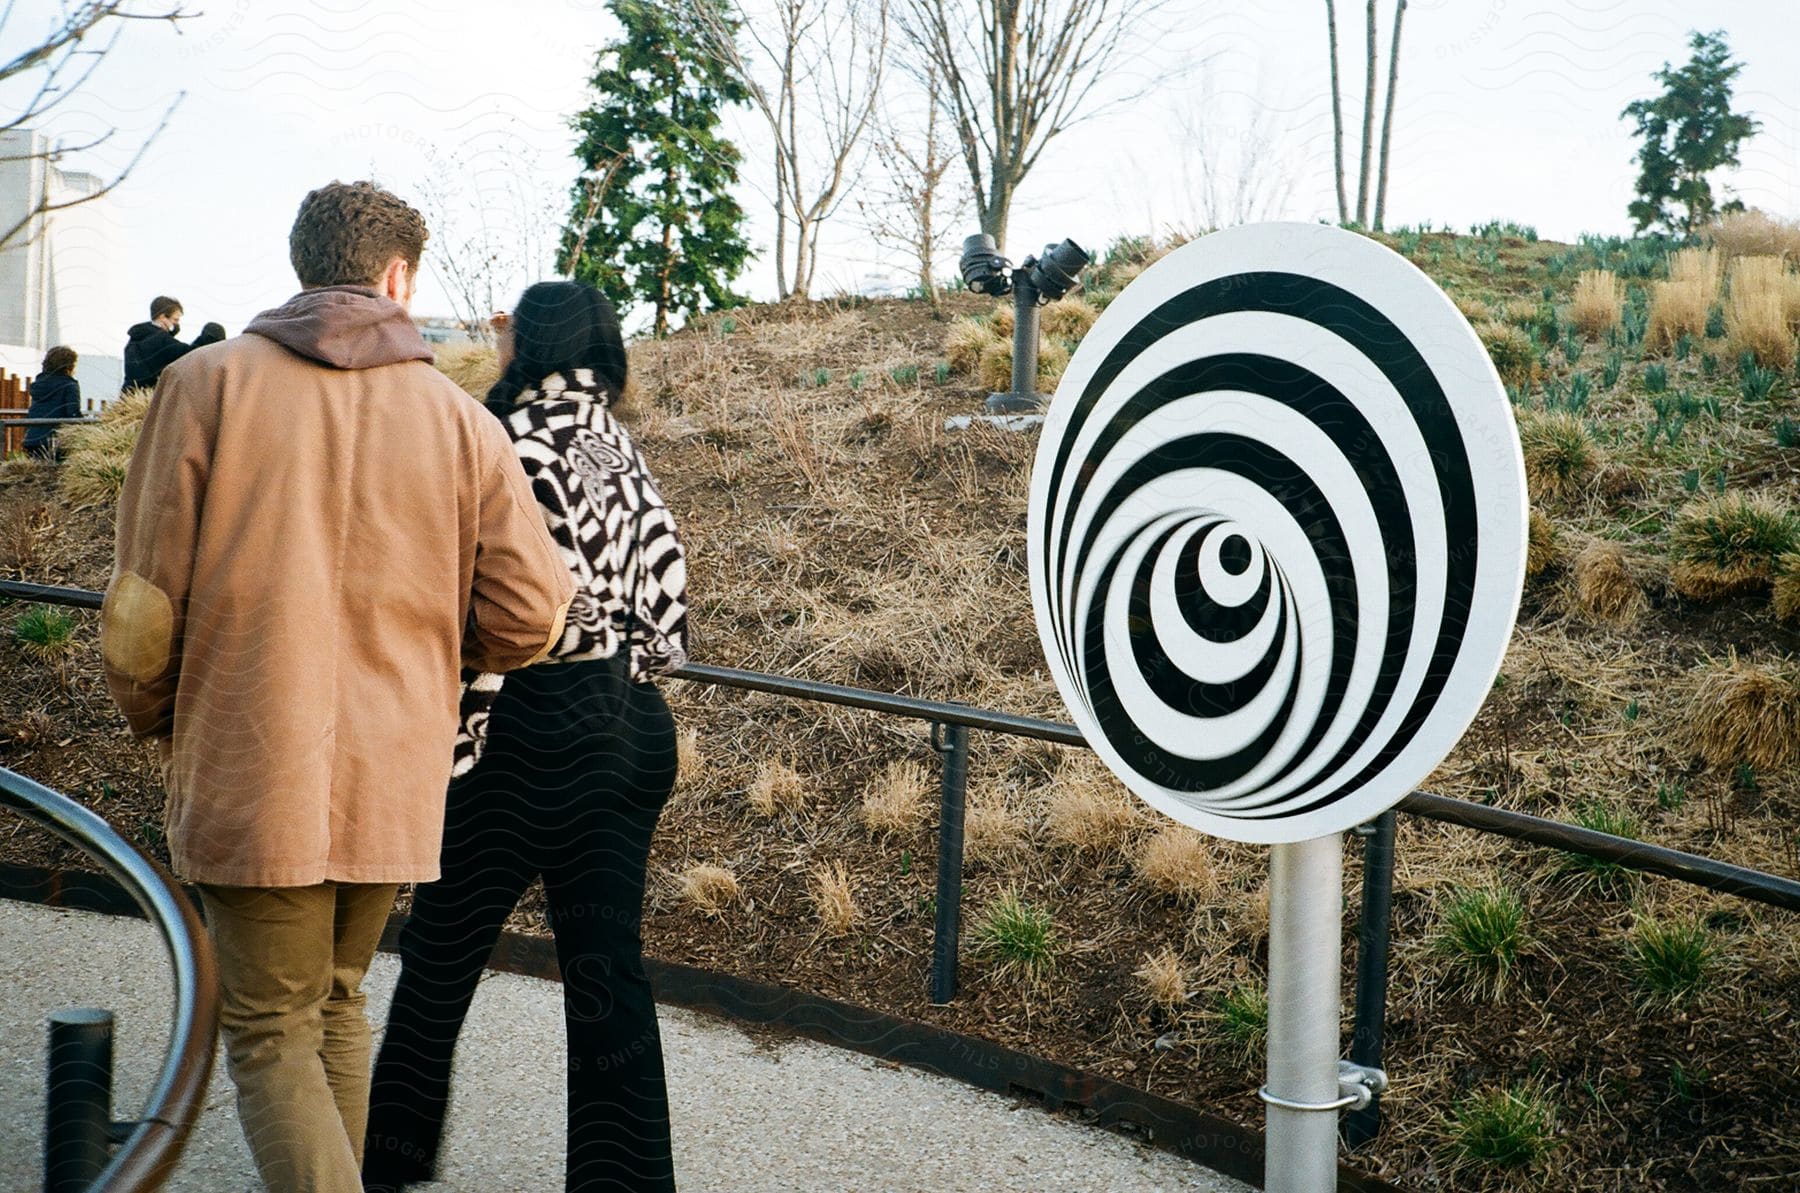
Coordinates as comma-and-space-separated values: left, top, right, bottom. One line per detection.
1029, 222, 1527, 844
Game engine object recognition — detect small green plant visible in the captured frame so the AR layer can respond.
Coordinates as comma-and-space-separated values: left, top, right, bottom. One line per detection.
1559, 801, 1642, 890
1447, 1084, 1558, 1169
972, 890, 1058, 980
1628, 913, 1714, 1005
1705, 303, 1726, 338
849, 369, 867, 391
1700, 351, 1718, 377
1674, 332, 1694, 360
1656, 780, 1687, 810
1777, 418, 1800, 449
13, 605, 76, 662
1214, 982, 1268, 1057
1433, 885, 1528, 999
1740, 358, 1778, 403
811, 367, 831, 387
1622, 699, 1640, 722
1681, 468, 1702, 492
718, 316, 738, 335
933, 360, 951, 384
1601, 349, 1624, 388
889, 364, 920, 386
1622, 303, 1649, 345
1643, 363, 1669, 393
1735, 762, 1759, 792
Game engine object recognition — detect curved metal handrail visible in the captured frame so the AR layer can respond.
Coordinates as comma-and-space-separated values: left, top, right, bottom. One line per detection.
0, 765, 219, 1193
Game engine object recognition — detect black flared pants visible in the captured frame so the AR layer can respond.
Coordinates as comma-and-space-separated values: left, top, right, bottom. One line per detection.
364, 655, 678, 1192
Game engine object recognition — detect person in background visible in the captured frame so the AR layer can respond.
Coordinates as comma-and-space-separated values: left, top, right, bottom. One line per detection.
101, 181, 574, 1193
365, 281, 689, 1193
122, 295, 226, 391
23, 345, 80, 459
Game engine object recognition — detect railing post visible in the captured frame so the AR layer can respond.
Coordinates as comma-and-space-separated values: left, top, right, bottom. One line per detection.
1345, 810, 1397, 1148
45, 1007, 115, 1192
930, 722, 971, 1004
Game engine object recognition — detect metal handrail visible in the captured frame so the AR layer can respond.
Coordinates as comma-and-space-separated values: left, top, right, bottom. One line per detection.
0, 417, 97, 427
3, 577, 1798, 913
0, 765, 219, 1192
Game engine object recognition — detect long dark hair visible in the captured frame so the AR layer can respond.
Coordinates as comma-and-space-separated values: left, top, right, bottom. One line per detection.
485, 280, 627, 415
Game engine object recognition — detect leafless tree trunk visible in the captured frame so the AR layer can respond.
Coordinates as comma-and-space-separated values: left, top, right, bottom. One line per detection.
1325, 0, 1349, 224
689, 0, 888, 301
858, 65, 969, 308
898, 0, 1165, 253
1372, 0, 1407, 231
0, 2, 191, 251
1355, 0, 1377, 226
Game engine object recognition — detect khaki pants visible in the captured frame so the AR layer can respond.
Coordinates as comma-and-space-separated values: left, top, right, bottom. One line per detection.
198, 882, 399, 1193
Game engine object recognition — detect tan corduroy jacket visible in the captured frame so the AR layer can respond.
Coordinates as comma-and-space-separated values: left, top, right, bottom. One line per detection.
101, 286, 573, 887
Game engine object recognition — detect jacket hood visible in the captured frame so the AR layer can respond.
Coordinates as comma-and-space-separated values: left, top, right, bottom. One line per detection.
126, 322, 166, 343
244, 286, 434, 370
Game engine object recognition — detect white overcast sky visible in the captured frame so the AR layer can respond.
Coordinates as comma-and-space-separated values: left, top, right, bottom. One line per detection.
6, 0, 1798, 336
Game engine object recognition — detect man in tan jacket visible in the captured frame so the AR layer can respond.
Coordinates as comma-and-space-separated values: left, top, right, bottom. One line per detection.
101, 181, 573, 1192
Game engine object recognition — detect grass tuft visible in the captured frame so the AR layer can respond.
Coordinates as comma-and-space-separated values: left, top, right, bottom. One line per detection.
1134, 826, 1219, 901
1628, 913, 1715, 1006
1477, 320, 1538, 388
1133, 947, 1189, 1009
1432, 885, 1528, 1000
972, 889, 1058, 982
677, 864, 742, 914
1557, 801, 1642, 890
1526, 508, 1557, 578
1569, 269, 1623, 338
1046, 765, 1141, 853
860, 759, 932, 834
1686, 655, 1800, 770
1039, 296, 1098, 341
1668, 492, 1800, 599
1570, 541, 1647, 623
747, 759, 807, 816
1516, 410, 1599, 502
13, 604, 76, 662
810, 860, 858, 936
1213, 983, 1268, 1058
1447, 1084, 1558, 1169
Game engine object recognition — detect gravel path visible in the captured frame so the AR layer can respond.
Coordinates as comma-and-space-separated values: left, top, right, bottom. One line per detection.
1, 901, 1249, 1192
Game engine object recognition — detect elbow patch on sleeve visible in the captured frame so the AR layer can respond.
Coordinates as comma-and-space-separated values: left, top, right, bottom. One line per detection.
523, 599, 571, 668
102, 570, 175, 683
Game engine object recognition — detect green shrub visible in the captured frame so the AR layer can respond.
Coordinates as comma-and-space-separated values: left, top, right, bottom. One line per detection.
1740, 357, 1778, 402
1447, 1084, 1558, 1168
1433, 886, 1528, 999
889, 364, 920, 386
1643, 363, 1668, 392
1601, 349, 1624, 388
1668, 492, 1800, 598
1214, 983, 1268, 1057
1517, 410, 1599, 502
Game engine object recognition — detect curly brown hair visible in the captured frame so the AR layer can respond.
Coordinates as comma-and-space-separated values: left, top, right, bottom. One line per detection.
42, 345, 77, 375
288, 180, 428, 288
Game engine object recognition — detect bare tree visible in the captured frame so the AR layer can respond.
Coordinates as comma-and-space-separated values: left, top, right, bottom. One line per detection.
898, 0, 1164, 252
0, 1, 191, 250
689, 0, 888, 301
1171, 80, 1298, 234
415, 145, 565, 342
856, 64, 969, 308
1324, 0, 1409, 231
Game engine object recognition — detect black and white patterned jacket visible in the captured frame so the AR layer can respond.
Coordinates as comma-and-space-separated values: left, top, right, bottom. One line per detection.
453, 368, 688, 775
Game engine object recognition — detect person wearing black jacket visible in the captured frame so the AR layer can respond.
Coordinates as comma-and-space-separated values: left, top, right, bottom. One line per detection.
23, 345, 81, 458
122, 295, 225, 391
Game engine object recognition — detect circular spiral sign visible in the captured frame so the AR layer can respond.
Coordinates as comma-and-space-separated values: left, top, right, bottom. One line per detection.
1029, 222, 1527, 844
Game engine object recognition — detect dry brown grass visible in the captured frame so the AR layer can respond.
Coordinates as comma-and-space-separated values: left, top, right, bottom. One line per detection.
1476, 320, 1537, 389
1646, 278, 1713, 351
1570, 541, 1648, 624
677, 864, 742, 914
810, 860, 858, 936
1526, 508, 1558, 579
1045, 760, 1141, 853
964, 794, 1027, 860
861, 759, 932, 834
1706, 208, 1800, 260
1136, 825, 1220, 901
977, 337, 1069, 393
747, 759, 807, 816
1670, 246, 1724, 292
1453, 294, 1492, 324
1500, 296, 1539, 325
946, 318, 999, 375
1686, 656, 1800, 771
675, 727, 705, 788
435, 341, 501, 397
1569, 270, 1624, 339
1726, 256, 1799, 369
1773, 555, 1800, 623
1039, 296, 1098, 341
1516, 410, 1600, 502
1134, 947, 1190, 1009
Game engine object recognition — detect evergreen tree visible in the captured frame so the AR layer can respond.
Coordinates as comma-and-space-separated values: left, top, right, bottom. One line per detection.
1622, 30, 1759, 236
560, 0, 751, 336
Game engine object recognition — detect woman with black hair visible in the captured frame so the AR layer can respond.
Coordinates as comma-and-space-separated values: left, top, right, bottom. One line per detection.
364, 281, 688, 1193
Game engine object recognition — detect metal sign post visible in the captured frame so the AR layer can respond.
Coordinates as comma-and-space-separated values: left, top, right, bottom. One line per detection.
1026, 222, 1526, 1189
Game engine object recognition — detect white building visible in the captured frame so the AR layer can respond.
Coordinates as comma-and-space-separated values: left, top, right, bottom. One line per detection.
0, 128, 128, 408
